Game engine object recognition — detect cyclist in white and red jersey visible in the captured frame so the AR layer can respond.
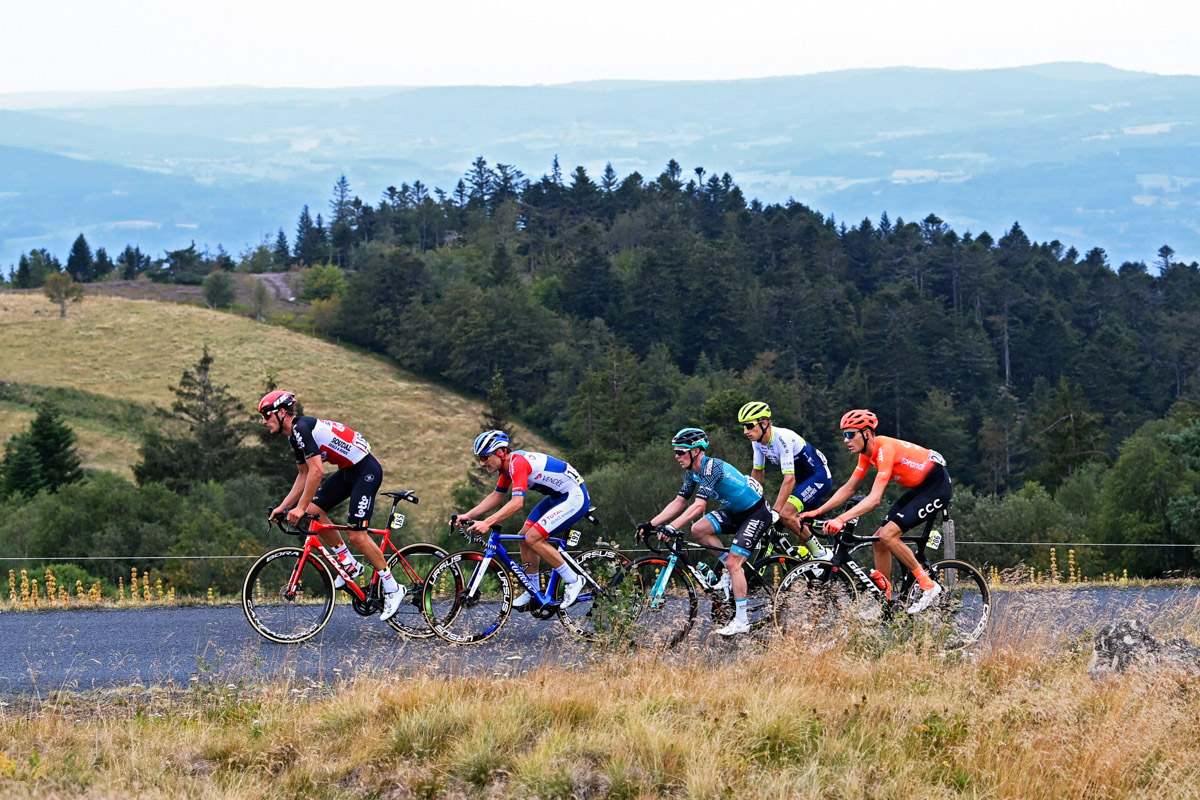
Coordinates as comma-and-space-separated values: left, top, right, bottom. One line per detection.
802, 409, 949, 614
259, 390, 403, 621
454, 430, 590, 610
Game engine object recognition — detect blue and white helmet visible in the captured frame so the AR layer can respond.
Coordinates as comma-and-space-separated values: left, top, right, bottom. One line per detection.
473, 429, 510, 457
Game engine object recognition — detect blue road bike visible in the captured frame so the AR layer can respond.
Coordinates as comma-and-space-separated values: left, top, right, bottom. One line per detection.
420, 512, 629, 644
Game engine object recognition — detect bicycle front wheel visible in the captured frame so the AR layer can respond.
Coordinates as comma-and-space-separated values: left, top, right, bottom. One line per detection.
385, 542, 453, 638
906, 559, 991, 650
242, 547, 335, 644
774, 560, 859, 644
422, 551, 513, 644
556, 547, 631, 639
622, 556, 700, 649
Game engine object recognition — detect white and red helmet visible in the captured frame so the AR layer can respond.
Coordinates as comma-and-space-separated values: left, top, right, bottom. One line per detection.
258, 389, 297, 417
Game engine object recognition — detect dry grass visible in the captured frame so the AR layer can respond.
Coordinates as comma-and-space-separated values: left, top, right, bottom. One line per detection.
0, 292, 546, 521
0, 402, 141, 479
3, 598, 1200, 800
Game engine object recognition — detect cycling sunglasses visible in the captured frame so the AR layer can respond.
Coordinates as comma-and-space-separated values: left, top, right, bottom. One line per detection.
842, 430, 860, 439
742, 422, 759, 430
673, 449, 691, 457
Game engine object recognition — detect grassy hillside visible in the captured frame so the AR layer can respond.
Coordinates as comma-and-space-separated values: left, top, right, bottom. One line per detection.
0, 292, 544, 520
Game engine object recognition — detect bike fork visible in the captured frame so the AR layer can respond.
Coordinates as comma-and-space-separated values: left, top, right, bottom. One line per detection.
649, 555, 678, 609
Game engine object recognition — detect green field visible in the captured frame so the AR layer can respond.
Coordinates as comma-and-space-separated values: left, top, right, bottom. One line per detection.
0, 291, 545, 519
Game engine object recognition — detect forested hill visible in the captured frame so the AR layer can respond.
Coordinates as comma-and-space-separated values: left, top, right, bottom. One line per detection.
4, 63, 1200, 267
266, 157, 1200, 501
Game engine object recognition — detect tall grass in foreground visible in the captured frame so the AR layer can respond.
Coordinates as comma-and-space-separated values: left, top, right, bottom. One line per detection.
3, 593, 1200, 799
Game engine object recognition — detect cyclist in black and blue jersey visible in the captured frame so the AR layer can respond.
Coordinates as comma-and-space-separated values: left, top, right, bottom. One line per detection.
637, 427, 772, 636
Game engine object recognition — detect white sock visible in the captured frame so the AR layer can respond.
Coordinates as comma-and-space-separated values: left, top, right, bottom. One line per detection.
735, 598, 748, 624
554, 563, 579, 584
378, 569, 399, 593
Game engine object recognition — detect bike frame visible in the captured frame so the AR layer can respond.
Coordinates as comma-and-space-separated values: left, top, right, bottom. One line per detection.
819, 511, 942, 603
464, 528, 602, 611
644, 536, 730, 607
278, 496, 422, 604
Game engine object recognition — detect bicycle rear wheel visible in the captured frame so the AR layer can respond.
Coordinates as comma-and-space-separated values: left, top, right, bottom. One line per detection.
422, 551, 513, 644
242, 547, 335, 644
904, 559, 991, 650
621, 556, 699, 649
556, 548, 631, 639
774, 560, 859, 644
385, 542, 453, 638
708, 555, 805, 631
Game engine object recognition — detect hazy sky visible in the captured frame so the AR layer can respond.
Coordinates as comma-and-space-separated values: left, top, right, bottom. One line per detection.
3, 0, 1199, 93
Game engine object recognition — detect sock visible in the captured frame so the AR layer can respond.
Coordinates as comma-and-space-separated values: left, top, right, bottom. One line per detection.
914, 568, 935, 592
717, 553, 729, 571
554, 563, 579, 584
334, 544, 352, 561
378, 568, 399, 593
734, 598, 748, 624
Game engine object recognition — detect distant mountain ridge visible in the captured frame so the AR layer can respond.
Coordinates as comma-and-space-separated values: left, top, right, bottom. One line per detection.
1, 63, 1197, 267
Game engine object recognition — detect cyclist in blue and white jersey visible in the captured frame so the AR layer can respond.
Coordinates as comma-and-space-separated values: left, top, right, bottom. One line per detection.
638, 427, 772, 636
455, 430, 590, 610
738, 401, 833, 561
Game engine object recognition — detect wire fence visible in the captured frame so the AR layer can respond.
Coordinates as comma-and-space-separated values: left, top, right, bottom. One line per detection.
1, 539, 1197, 563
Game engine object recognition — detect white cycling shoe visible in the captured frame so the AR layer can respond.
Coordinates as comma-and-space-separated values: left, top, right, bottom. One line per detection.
560, 578, 585, 610
380, 584, 407, 622
333, 560, 365, 589
907, 582, 943, 615
715, 618, 751, 636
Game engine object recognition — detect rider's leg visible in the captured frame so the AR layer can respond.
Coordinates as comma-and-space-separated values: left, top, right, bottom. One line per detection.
777, 501, 803, 536
878, 520, 936, 592
725, 551, 748, 600
872, 539, 892, 585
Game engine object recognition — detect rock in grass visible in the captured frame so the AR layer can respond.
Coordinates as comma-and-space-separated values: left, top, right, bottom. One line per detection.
1089, 619, 1200, 678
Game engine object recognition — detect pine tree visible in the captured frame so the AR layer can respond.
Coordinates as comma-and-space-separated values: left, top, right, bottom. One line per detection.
489, 242, 514, 284
13, 254, 32, 288
133, 346, 253, 491
27, 403, 83, 491
66, 234, 94, 282
482, 371, 513, 434
294, 205, 320, 266
272, 229, 291, 270
0, 434, 44, 498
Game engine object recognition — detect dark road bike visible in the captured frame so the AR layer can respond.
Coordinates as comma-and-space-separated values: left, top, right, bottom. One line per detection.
774, 506, 990, 650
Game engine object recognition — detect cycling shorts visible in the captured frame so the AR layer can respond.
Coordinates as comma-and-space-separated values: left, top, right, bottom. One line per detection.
704, 498, 773, 558
785, 473, 833, 513
312, 454, 383, 528
525, 485, 591, 540
882, 464, 952, 532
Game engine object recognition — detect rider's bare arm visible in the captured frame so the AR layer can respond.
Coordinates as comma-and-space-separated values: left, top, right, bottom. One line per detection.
836, 473, 889, 522
483, 495, 526, 528
650, 496, 688, 527
294, 454, 324, 511
809, 474, 862, 517
461, 491, 505, 522
774, 473, 797, 512
667, 497, 708, 531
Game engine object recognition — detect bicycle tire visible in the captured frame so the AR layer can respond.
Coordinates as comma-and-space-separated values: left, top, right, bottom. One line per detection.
384, 542, 453, 638
904, 559, 991, 650
422, 550, 513, 644
622, 556, 700, 649
707, 555, 805, 630
555, 547, 631, 639
242, 546, 335, 644
774, 559, 859, 643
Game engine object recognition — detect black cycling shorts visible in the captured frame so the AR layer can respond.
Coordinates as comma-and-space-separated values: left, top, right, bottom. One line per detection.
706, 499, 773, 558
882, 464, 952, 532
313, 453, 383, 528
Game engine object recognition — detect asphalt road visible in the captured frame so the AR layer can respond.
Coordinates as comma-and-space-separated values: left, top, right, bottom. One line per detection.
2, 586, 1196, 697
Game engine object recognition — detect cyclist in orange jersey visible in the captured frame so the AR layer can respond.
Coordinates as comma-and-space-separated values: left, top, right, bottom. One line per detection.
801, 409, 949, 614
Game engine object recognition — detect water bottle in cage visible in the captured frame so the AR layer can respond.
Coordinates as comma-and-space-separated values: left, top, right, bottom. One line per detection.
695, 561, 718, 587
869, 569, 891, 599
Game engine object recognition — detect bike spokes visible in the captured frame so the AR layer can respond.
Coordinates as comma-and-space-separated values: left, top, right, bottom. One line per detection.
242, 548, 335, 644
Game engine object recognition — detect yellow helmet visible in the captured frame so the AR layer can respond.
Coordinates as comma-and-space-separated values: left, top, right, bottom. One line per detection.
737, 401, 771, 424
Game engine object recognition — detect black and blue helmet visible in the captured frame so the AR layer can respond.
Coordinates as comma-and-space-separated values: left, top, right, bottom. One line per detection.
671, 427, 709, 450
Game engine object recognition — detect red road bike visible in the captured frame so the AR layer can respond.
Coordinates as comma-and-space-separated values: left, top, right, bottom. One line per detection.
242, 490, 460, 643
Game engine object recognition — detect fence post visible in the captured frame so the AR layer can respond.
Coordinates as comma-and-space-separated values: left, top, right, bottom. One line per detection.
944, 517, 956, 561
